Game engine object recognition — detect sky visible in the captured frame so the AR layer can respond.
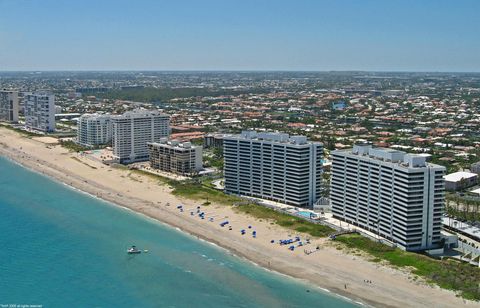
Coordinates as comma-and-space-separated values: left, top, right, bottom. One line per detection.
0, 0, 479, 72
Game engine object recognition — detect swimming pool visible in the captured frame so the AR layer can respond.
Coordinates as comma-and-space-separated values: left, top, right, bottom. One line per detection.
296, 211, 316, 219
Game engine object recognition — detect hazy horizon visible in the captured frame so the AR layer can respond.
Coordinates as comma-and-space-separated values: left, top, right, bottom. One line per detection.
1, 0, 479, 72
1, 69, 480, 74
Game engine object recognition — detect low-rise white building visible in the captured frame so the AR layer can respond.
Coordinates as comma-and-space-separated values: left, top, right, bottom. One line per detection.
444, 171, 478, 191
148, 139, 202, 176
471, 162, 480, 175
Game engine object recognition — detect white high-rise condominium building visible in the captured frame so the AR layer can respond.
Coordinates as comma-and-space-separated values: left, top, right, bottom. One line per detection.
224, 131, 323, 208
331, 144, 445, 251
112, 109, 170, 164
24, 92, 55, 132
77, 114, 113, 147
148, 139, 203, 176
0, 90, 19, 123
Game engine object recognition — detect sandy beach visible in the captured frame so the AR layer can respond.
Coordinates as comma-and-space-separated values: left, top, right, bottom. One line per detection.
0, 127, 473, 308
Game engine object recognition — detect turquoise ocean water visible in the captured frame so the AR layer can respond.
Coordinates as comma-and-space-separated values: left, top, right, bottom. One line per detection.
0, 157, 357, 307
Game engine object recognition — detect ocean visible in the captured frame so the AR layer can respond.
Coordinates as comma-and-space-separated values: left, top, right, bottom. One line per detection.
0, 156, 357, 307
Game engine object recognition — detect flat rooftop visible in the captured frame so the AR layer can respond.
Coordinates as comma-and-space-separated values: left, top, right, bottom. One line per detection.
334, 144, 445, 169
149, 139, 200, 150
444, 171, 478, 182
470, 188, 480, 195
443, 217, 480, 241
115, 109, 169, 119
227, 130, 321, 146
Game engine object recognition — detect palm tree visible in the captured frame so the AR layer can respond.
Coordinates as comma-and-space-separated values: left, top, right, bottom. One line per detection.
464, 199, 471, 221
459, 177, 467, 191
474, 202, 480, 221
455, 197, 461, 216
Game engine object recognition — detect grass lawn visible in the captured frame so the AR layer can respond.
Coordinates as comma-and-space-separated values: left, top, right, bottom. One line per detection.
131, 169, 334, 237
60, 140, 90, 152
0, 124, 42, 137
170, 181, 243, 205
234, 203, 334, 237
335, 234, 480, 301
132, 170, 241, 203
131, 169, 170, 183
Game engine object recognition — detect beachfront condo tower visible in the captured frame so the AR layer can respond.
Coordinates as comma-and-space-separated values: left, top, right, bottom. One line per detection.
112, 109, 170, 164
24, 92, 56, 132
331, 144, 445, 251
223, 131, 323, 208
0, 90, 19, 123
77, 114, 113, 147
148, 139, 203, 176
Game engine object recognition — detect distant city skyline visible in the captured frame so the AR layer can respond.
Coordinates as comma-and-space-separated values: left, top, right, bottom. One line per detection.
1, 0, 479, 72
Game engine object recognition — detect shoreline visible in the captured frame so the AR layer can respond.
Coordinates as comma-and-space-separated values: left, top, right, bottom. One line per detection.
0, 151, 363, 307
0, 127, 472, 308
0, 153, 363, 307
